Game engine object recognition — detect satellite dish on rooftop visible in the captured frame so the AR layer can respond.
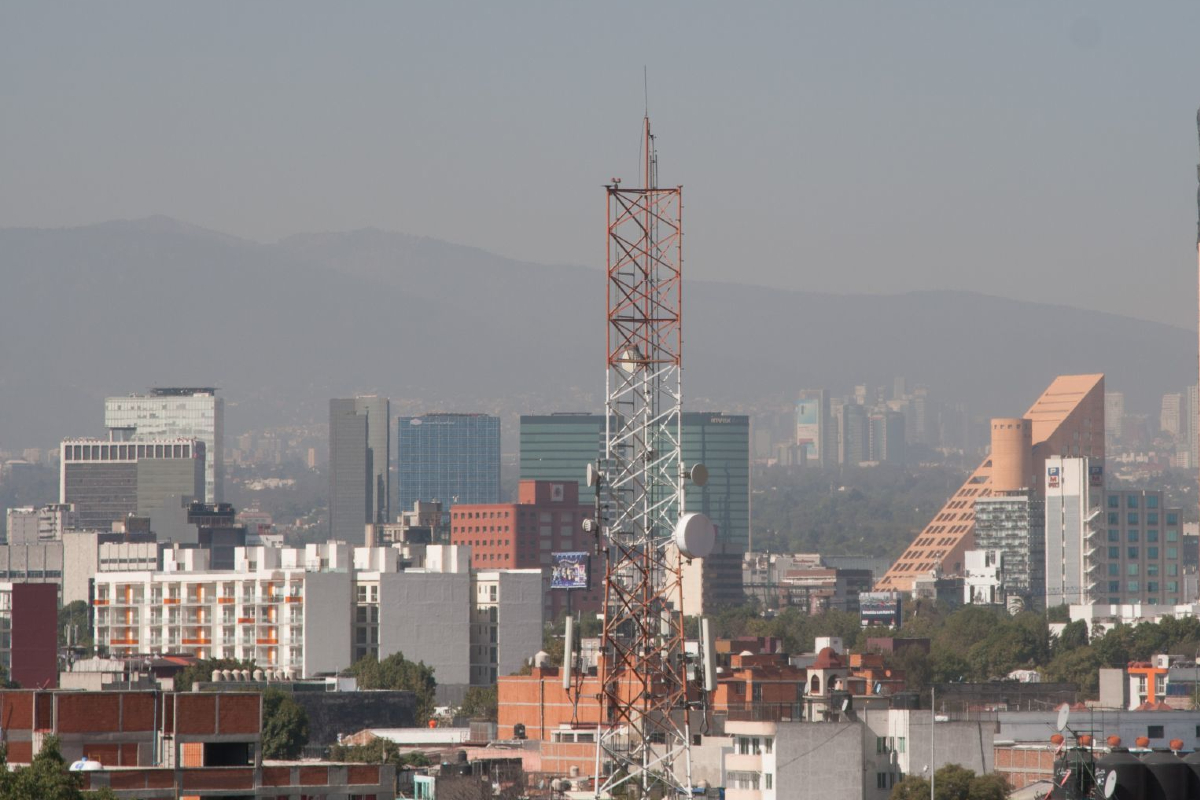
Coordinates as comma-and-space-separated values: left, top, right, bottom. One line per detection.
1055, 703, 1071, 732
69, 758, 102, 772
673, 513, 716, 559
1103, 770, 1118, 798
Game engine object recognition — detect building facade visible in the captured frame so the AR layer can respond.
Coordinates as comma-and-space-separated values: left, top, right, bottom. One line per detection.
397, 413, 501, 513
795, 390, 833, 468
450, 480, 601, 619
973, 489, 1045, 610
1101, 489, 1185, 606
519, 414, 606, 506
329, 396, 390, 543
878, 375, 1105, 592
5, 504, 76, 544
105, 388, 224, 503
60, 439, 205, 532
1043, 456, 1103, 607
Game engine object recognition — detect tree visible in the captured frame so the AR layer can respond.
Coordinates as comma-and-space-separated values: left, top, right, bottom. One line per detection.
329, 738, 432, 769
934, 763, 975, 800
458, 686, 497, 721
967, 773, 1009, 800
173, 657, 256, 692
58, 601, 93, 651
1054, 620, 1089, 654
345, 653, 437, 724
890, 775, 930, 800
261, 689, 309, 760
6, 736, 83, 800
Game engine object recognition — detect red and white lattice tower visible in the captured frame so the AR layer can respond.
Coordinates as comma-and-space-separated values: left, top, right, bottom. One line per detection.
593, 116, 693, 799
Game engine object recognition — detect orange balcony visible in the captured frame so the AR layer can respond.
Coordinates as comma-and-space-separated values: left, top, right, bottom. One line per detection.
218, 597, 236, 604
285, 596, 303, 603
182, 638, 211, 646
108, 638, 139, 646
163, 598, 180, 605
256, 638, 279, 646
237, 617, 255, 624
93, 599, 109, 606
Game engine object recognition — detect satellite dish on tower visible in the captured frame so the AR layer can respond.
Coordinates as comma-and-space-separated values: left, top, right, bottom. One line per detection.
687, 463, 709, 487
673, 513, 716, 559
1103, 770, 1118, 798
1056, 703, 1071, 732
586, 462, 599, 488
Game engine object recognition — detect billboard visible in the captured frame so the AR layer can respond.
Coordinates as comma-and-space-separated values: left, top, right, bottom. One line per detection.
859, 592, 903, 628
551, 552, 591, 590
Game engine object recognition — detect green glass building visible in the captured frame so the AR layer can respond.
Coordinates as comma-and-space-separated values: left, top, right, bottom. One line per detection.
519, 411, 750, 552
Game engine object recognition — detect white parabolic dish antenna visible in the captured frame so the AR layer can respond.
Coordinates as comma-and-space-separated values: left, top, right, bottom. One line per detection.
673, 513, 716, 559
1103, 770, 1118, 798
1055, 703, 1070, 732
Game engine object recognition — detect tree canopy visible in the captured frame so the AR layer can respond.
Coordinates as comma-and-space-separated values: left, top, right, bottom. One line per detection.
345, 653, 437, 724
889, 764, 1007, 800
261, 689, 309, 760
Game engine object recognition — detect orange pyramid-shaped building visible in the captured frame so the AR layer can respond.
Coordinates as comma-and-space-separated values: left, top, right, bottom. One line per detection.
876, 374, 1104, 592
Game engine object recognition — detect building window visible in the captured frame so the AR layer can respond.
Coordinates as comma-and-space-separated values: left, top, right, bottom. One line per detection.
1128, 564, 1139, 576
1148, 725, 1164, 739
1147, 530, 1159, 543
1128, 547, 1139, 560
1108, 564, 1119, 576
1148, 582, 1159, 594
1127, 496, 1139, 509
1108, 495, 1120, 509
1108, 512, 1119, 525
1128, 531, 1139, 543
1147, 495, 1159, 509
1128, 581, 1139, 593
898, 737, 905, 753
1109, 581, 1120, 593
1168, 548, 1178, 560
1128, 513, 1139, 525
1148, 547, 1159, 560
1167, 513, 1179, 525
1109, 547, 1120, 559
877, 773, 888, 790
1148, 514, 1159, 526
1168, 530, 1179, 543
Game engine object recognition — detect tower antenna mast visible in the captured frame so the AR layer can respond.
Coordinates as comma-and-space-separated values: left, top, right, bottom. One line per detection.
594, 113, 692, 798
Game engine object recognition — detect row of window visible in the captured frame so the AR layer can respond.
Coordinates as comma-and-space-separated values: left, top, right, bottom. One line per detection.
1107, 581, 1178, 594
1107, 563, 1178, 577
1106, 547, 1178, 561
1108, 529, 1179, 543
1108, 494, 1161, 510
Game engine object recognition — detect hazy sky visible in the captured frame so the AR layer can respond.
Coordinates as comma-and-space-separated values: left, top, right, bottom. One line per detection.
4, 2, 1200, 328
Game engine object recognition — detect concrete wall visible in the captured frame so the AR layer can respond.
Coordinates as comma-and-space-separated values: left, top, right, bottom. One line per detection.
496, 571, 544, 680
776, 721, 863, 800
379, 571, 471, 688
289, 690, 416, 748
301, 571, 353, 677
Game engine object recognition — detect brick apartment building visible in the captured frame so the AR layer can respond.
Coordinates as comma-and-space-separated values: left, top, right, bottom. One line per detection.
451, 480, 603, 619
0, 690, 394, 798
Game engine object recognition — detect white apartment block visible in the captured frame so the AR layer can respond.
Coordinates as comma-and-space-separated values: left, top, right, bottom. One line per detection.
94, 542, 544, 689
5, 504, 77, 544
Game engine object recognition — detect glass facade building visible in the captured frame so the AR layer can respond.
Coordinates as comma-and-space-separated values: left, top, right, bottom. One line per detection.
519, 412, 751, 552
105, 388, 224, 504
974, 489, 1045, 609
396, 414, 501, 512
1102, 489, 1183, 606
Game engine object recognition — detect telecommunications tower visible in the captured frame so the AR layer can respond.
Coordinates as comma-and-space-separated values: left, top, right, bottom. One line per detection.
589, 116, 713, 799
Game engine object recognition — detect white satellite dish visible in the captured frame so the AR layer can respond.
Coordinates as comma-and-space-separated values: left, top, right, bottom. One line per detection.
69, 758, 103, 772
1103, 770, 1118, 799
1055, 703, 1070, 732
688, 463, 709, 487
585, 462, 599, 488
673, 513, 716, 559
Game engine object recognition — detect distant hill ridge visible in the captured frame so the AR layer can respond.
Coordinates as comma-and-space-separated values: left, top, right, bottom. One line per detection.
0, 217, 1190, 447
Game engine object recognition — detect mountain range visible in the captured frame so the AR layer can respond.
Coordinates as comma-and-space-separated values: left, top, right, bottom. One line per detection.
0, 216, 1192, 449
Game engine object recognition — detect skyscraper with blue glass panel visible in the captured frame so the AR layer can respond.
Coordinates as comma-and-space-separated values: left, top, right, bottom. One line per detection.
397, 414, 501, 512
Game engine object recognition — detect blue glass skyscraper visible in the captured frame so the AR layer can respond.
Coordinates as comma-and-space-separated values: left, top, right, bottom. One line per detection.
396, 413, 501, 512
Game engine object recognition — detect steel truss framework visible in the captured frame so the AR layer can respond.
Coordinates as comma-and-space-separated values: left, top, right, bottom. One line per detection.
594, 118, 692, 799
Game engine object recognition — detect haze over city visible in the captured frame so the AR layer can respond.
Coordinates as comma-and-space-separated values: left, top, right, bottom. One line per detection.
5, 4, 1200, 800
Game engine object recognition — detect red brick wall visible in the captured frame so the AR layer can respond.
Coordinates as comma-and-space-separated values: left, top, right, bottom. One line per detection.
10, 584, 58, 689
175, 694, 217, 735
58, 693, 121, 733
217, 693, 260, 734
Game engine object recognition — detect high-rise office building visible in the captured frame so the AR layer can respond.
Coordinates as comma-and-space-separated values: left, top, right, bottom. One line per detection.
1105, 391, 1125, 441
1043, 456, 1104, 607
329, 397, 390, 543
1161, 393, 1183, 437
795, 390, 832, 467
1188, 385, 1199, 468
1100, 488, 1185, 606
519, 414, 606, 506
60, 438, 205, 532
105, 388, 224, 504
877, 374, 1104, 592
682, 412, 751, 553
396, 414, 501, 512
973, 489, 1045, 609
869, 411, 907, 464
518, 412, 751, 553
837, 403, 869, 466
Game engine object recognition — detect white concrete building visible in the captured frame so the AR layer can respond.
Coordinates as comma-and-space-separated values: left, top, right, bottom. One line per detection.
93, 542, 544, 691
963, 549, 1004, 605
724, 710, 993, 800
1043, 456, 1103, 607
5, 504, 77, 544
